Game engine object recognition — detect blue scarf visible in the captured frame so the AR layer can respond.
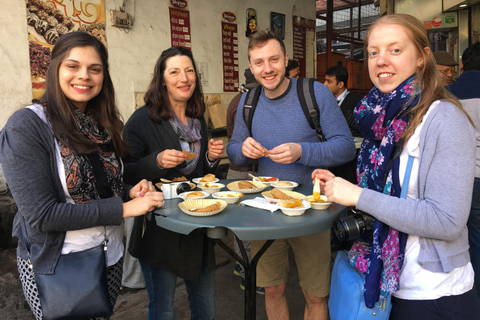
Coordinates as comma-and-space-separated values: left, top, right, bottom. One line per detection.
353, 75, 419, 307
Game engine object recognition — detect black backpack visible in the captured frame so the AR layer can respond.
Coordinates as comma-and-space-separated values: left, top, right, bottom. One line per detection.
242, 77, 325, 142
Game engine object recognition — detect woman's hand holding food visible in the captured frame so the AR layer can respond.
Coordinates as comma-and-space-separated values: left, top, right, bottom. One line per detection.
268, 143, 302, 164
241, 137, 267, 159
157, 149, 188, 168
312, 169, 362, 207
129, 179, 155, 199
207, 139, 224, 161
123, 180, 164, 218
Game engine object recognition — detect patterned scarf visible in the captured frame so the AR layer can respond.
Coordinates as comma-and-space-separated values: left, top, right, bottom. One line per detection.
352, 75, 419, 307
169, 113, 202, 175
58, 107, 124, 203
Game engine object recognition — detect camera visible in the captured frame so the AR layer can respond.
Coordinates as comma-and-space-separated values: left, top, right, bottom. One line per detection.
160, 182, 191, 199
333, 209, 375, 242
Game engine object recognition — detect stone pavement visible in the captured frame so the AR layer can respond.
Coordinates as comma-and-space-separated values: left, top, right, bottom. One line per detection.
1, 230, 323, 320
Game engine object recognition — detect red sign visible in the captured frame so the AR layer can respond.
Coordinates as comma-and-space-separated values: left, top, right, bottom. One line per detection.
169, 7, 191, 49
221, 21, 239, 92
292, 16, 315, 78
222, 11, 236, 23
170, 0, 188, 9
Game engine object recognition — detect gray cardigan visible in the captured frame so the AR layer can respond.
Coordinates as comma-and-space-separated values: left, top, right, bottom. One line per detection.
0, 108, 128, 275
357, 100, 476, 273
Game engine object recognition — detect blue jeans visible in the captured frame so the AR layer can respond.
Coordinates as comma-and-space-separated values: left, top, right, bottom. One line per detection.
139, 258, 215, 320
468, 177, 480, 304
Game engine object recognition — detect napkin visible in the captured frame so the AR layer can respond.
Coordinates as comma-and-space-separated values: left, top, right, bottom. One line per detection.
240, 197, 279, 212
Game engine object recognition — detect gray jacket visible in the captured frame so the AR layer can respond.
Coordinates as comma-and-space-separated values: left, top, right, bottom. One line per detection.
357, 100, 475, 273
0, 108, 128, 275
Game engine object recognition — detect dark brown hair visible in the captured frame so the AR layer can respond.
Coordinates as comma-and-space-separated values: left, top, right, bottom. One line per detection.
247, 29, 286, 61
39, 31, 126, 157
144, 47, 205, 122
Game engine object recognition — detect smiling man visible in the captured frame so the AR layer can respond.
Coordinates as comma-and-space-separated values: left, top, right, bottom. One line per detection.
227, 30, 355, 320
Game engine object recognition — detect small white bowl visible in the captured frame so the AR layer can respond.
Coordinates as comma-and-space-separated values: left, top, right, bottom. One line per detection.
277, 200, 311, 216
198, 183, 225, 194
270, 180, 299, 191
179, 191, 209, 200
251, 176, 278, 186
192, 177, 219, 184
305, 195, 332, 210
212, 191, 244, 204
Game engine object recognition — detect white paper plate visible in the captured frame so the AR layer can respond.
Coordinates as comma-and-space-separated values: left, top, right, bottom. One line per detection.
227, 181, 267, 193
212, 191, 244, 204
270, 180, 298, 191
178, 191, 209, 200
197, 183, 225, 194
178, 199, 228, 216
305, 195, 332, 210
192, 177, 219, 184
261, 189, 306, 203
251, 176, 278, 186
277, 200, 311, 216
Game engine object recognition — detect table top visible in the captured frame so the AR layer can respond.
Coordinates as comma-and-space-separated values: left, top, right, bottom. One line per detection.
154, 180, 345, 241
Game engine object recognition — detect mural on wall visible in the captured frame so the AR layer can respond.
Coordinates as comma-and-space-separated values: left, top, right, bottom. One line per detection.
169, 0, 191, 49
245, 8, 257, 37
271, 12, 285, 40
292, 16, 315, 78
26, 0, 107, 99
221, 11, 239, 93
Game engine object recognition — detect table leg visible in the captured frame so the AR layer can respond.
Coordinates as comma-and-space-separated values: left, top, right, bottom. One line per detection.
213, 237, 274, 320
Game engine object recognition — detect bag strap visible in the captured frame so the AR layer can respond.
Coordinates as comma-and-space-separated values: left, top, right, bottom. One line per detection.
400, 155, 414, 199
243, 84, 262, 137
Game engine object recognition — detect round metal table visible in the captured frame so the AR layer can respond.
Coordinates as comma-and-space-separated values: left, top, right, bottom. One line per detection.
153, 180, 345, 319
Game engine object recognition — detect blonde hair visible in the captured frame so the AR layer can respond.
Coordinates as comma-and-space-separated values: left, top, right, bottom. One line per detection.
364, 14, 472, 141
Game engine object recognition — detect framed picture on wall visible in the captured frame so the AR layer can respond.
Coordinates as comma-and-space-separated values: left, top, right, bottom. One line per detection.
271, 12, 285, 39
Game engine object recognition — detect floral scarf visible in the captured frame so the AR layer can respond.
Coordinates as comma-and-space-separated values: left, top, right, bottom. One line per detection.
58, 106, 124, 203
169, 113, 202, 175
352, 75, 419, 307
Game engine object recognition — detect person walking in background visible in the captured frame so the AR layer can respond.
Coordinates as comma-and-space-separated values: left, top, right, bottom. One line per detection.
433, 50, 458, 86
447, 41, 480, 304
227, 30, 355, 320
286, 58, 300, 79
226, 67, 264, 294
0, 31, 163, 320
314, 14, 479, 319
323, 65, 363, 138
123, 47, 224, 320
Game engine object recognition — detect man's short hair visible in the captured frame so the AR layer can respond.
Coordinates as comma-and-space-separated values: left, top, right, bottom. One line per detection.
325, 65, 349, 85
248, 29, 286, 60
462, 42, 480, 72
286, 59, 299, 74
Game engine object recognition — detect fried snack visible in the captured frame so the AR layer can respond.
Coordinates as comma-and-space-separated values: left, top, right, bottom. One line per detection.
182, 150, 197, 160
263, 147, 269, 157
270, 188, 294, 200
190, 201, 221, 213
280, 199, 304, 208
200, 173, 216, 182
172, 176, 187, 182
237, 180, 257, 189
276, 181, 293, 187
186, 191, 205, 197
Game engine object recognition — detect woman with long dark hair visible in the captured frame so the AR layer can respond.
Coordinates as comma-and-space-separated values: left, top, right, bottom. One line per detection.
0, 31, 163, 320
124, 47, 224, 320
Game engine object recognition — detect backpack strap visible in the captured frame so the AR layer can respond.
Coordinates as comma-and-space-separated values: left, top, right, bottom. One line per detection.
242, 84, 262, 137
297, 77, 325, 142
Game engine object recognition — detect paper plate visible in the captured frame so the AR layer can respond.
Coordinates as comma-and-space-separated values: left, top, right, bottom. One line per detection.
305, 195, 332, 210
262, 189, 306, 203
178, 199, 228, 217
227, 181, 267, 193
192, 177, 219, 184
197, 183, 225, 194
178, 191, 209, 200
212, 191, 244, 204
270, 180, 299, 191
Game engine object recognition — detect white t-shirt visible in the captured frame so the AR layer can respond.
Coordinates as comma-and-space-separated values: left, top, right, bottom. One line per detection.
393, 100, 474, 300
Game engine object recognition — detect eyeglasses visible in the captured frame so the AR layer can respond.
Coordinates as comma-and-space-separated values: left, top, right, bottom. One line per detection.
439, 68, 454, 76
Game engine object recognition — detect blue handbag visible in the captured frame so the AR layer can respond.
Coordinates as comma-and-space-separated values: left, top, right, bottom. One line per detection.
329, 155, 414, 320
328, 250, 392, 320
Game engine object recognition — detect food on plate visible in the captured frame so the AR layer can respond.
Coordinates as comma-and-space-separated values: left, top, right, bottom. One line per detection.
263, 147, 269, 157
279, 199, 304, 208
276, 181, 293, 187
270, 188, 294, 200
254, 176, 277, 182
202, 183, 221, 188
189, 201, 221, 213
182, 150, 197, 160
216, 192, 243, 198
186, 191, 205, 198
307, 196, 327, 204
237, 180, 257, 189
172, 176, 187, 182
200, 173, 216, 182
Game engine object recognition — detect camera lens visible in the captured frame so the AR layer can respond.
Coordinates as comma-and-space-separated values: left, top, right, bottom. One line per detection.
333, 213, 373, 242
176, 182, 191, 194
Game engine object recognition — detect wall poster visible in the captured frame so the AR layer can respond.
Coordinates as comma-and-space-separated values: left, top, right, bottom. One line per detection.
292, 16, 315, 78
169, 0, 191, 49
26, 0, 107, 99
221, 11, 239, 92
